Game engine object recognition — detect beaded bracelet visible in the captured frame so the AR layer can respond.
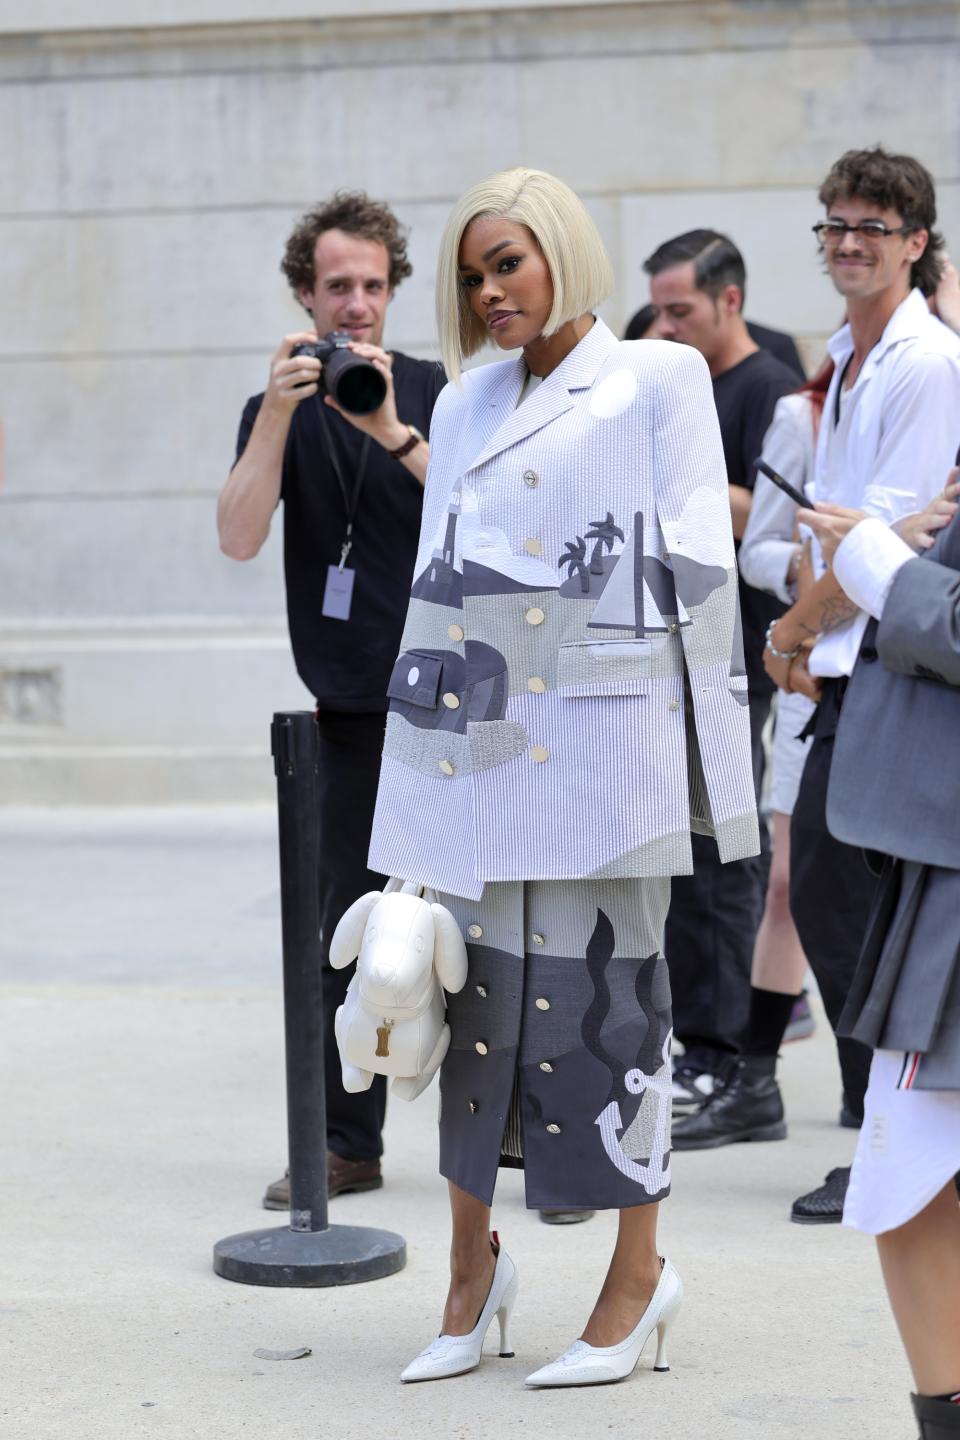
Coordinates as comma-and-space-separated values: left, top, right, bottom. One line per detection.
764, 620, 801, 662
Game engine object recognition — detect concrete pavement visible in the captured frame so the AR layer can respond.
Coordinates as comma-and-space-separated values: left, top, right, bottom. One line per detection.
0, 807, 908, 1440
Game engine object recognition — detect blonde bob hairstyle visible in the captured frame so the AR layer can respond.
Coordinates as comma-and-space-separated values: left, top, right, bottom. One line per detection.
436, 167, 615, 383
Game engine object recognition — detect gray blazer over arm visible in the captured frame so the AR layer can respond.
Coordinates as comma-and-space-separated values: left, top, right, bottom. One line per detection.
877, 555, 960, 686
827, 518, 960, 868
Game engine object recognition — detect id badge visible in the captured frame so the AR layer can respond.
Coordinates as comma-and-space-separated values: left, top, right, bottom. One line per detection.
322, 565, 355, 621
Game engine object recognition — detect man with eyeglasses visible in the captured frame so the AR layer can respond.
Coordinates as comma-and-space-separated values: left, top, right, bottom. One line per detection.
755, 147, 960, 1224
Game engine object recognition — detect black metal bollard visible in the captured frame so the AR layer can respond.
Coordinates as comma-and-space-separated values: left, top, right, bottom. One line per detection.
213, 711, 406, 1287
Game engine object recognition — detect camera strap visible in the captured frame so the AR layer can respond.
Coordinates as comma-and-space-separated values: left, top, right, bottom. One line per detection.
315, 400, 371, 572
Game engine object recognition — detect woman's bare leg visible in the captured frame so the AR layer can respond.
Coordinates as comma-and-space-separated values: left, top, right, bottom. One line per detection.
581, 1202, 661, 1346
440, 1180, 496, 1335
751, 811, 808, 994
877, 1180, 960, 1395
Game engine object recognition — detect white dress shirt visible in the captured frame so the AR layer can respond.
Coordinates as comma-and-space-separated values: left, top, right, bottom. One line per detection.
805, 288, 960, 678
832, 516, 915, 620
739, 392, 816, 604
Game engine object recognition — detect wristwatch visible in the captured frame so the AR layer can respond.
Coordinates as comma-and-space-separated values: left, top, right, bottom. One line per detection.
388, 424, 425, 460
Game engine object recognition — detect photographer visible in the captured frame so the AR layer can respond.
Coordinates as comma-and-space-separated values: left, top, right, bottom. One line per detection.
218, 192, 445, 1208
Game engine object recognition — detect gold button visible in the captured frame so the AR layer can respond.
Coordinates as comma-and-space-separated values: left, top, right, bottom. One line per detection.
532, 933, 545, 946
546, 1123, 561, 1134
467, 923, 483, 940
439, 759, 455, 775
525, 607, 545, 626
527, 676, 547, 694
523, 469, 540, 488
448, 623, 464, 642
469, 1101, 478, 1114
443, 692, 460, 709
540, 1061, 553, 1073
530, 745, 549, 763
476, 984, 488, 998
475, 1041, 488, 1056
535, 997, 551, 1012
668, 699, 680, 712
524, 537, 542, 556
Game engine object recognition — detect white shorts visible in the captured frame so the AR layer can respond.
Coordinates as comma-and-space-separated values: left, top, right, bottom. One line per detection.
769, 690, 815, 817
843, 1049, 960, 1235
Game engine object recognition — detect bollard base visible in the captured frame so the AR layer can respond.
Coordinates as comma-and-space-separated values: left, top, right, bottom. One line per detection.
213, 1222, 406, 1288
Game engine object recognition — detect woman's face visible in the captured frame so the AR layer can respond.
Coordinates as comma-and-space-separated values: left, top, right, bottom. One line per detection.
458, 217, 554, 351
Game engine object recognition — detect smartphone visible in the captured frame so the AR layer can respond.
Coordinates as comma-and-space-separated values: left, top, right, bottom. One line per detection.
753, 457, 809, 510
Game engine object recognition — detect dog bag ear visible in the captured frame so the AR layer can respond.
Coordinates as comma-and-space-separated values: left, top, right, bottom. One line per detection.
430, 904, 469, 994
328, 891, 382, 969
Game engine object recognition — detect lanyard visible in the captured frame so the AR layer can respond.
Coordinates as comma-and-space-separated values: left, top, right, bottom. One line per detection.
315, 399, 371, 571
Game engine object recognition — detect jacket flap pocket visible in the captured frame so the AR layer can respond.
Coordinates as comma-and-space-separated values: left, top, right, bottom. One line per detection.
386, 651, 443, 710
557, 639, 651, 697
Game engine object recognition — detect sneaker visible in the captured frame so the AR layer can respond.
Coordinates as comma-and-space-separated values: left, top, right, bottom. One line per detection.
783, 991, 816, 1044
671, 1062, 722, 1114
671, 1054, 787, 1151
790, 1166, 850, 1224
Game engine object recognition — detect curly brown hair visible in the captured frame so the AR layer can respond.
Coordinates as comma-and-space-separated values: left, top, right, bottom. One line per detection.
281, 191, 413, 304
818, 147, 945, 296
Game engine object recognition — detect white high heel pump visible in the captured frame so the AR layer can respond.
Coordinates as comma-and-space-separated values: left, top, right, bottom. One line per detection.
524, 1256, 682, 1388
400, 1235, 518, 1383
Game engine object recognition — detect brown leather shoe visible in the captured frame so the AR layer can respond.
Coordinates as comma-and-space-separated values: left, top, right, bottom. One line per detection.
262, 1152, 383, 1210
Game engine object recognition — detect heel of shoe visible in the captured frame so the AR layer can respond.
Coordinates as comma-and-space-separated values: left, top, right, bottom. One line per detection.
497, 1275, 518, 1358
750, 1120, 788, 1142
653, 1285, 682, 1373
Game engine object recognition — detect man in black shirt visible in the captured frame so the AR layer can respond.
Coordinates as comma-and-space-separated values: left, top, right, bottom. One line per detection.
219, 193, 445, 1207
642, 229, 799, 1135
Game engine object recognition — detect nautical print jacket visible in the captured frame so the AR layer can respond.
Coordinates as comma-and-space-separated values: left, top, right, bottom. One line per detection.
368, 318, 760, 900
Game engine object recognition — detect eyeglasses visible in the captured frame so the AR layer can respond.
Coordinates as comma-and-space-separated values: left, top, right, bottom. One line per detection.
812, 220, 915, 245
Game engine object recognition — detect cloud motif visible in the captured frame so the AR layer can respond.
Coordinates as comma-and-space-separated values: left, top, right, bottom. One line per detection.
659, 485, 736, 569
589, 368, 638, 419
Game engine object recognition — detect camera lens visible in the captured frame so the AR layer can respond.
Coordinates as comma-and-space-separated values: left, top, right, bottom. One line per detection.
324, 348, 388, 415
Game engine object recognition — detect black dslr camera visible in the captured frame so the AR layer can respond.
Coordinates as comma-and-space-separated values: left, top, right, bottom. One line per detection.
291, 331, 387, 416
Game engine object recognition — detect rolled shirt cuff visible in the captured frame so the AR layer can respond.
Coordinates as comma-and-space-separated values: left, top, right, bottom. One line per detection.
833, 517, 916, 621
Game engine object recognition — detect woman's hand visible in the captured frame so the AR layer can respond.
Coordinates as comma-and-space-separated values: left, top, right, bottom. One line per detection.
894, 472, 960, 551
787, 644, 823, 703
796, 502, 866, 566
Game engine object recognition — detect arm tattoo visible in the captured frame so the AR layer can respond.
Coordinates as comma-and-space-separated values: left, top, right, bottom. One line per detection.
817, 592, 859, 634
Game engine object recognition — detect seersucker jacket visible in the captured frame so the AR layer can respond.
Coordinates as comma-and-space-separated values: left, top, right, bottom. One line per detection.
368, 318, 760, 901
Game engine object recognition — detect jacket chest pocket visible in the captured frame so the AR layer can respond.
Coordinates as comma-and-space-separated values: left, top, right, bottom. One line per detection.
556, 639, 651, 697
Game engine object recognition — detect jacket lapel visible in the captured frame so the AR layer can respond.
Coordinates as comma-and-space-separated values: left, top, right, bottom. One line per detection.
463, 318, 618, 474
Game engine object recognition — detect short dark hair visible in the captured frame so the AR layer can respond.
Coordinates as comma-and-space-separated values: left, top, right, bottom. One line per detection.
624, 303, 659, 340
643, 229, 747, 310
818, 147, 945, 296
281, 190, 413, 302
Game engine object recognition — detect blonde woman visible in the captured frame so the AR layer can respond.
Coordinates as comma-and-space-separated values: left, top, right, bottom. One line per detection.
366, 169, 758, 1387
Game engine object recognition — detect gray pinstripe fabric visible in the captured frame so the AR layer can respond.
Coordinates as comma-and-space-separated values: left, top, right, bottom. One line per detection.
368, 319, 759, 901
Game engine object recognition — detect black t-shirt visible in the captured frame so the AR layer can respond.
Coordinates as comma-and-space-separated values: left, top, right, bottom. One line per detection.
235, 352, 446, 712
712, 349, 799, 694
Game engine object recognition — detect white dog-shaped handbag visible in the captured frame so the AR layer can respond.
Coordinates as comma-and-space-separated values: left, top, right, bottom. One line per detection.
329, 878, 468, 1102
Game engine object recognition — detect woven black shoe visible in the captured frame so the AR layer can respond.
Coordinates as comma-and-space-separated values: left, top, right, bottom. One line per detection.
671, 1054, 786, 1150
790, 1166, 850, 1224
912, 1392, 960, 1436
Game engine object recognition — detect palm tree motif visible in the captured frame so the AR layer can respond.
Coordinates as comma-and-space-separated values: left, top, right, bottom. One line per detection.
584, 512, 625, 575
558, 536, 590, 593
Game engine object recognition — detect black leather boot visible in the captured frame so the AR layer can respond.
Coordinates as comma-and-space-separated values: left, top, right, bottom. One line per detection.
671, 1054, 786, 1150
913, 1393, 960, 1437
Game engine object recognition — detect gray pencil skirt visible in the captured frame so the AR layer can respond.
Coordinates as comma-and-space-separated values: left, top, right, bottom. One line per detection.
435, 877, 673, 1211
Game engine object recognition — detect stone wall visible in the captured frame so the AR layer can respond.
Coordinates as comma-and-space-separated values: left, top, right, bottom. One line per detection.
1, 1, 957, 800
